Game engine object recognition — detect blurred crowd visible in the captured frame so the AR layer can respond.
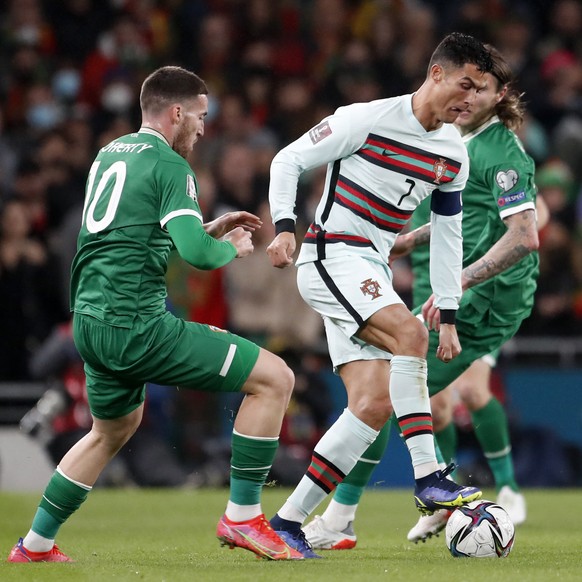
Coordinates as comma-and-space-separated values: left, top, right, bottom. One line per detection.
1, 0, 582, 480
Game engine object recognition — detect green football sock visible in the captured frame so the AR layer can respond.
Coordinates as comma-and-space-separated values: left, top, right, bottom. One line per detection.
471, 397, 518, 492
34, 469, 91, 539
435, 422, 458, 464
229, 431, 278, 505
334, 418, 391, 506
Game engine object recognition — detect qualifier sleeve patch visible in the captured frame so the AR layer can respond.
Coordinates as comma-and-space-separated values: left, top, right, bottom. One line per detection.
495, 169, 519, 191
309, 121, 333, 144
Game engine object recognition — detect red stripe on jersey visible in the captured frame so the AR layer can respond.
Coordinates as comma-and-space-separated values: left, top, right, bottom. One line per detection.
305, 231, 373, 244
338, 178, 411, 219
336, 192, 406, 231
367, 135, 462, 173
363, 148, 453, 183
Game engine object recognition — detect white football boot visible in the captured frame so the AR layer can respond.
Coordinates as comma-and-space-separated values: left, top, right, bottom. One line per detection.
496, 486, 527, 525
303, 515, 357, 550
407, 509, 452, 543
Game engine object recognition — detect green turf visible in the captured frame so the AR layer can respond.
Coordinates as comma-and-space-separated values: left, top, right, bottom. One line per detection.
1, 487, 581, 581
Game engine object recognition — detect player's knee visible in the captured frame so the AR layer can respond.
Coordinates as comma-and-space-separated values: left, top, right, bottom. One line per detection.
276, 360, 295, 403
114, 420, 140, 447
258, 355, 295, 405
461, 389, 491, 411
350, 393, 392, 430
92, 427, 131, 455
92, 412, 142, 453
394, 315, 428, 355
430, 391, 454, 429
432, 403, 453, 431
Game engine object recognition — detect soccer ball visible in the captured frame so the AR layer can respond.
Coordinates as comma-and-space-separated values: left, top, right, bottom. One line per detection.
445, 500, 515, 558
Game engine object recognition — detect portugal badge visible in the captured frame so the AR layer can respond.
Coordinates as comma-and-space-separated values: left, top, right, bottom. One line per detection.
360, 278, 382, 299
433, 158, 448, 184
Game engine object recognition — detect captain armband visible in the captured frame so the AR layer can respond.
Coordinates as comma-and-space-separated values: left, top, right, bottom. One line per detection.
431, 190, 462, 216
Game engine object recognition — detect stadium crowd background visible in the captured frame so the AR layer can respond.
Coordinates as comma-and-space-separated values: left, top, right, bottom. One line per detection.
1, 0, 581, 487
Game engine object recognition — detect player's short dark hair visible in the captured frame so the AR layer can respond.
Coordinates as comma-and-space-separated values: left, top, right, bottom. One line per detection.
140, 66, 208, 114
428, 32, 493, 74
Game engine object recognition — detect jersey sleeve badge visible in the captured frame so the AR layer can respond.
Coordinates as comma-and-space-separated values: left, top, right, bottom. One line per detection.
309, 121, 332, 144
496, 169, 519, 192
433, 158, 448, 184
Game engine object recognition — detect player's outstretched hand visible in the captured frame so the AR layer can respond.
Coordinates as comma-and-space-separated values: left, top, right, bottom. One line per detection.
421, 294, 439, 330
223, 226, 254, 258
266, 232, 296, 268
204, 211, 262, 239
436, 324, 461, 363
422, 294, 461, 362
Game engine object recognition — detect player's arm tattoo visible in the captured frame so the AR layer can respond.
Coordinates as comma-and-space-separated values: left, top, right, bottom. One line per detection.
392, 223, 430, 258
462, 209, 538, 290
410, 223, 431, 247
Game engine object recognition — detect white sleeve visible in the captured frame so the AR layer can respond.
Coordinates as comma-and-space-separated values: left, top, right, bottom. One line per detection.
430, 208, 463, 311
269, 104, 374, 224
429, 142, 468, 313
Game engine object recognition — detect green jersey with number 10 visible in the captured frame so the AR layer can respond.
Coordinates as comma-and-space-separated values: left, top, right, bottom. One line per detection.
71, 128, 202, 328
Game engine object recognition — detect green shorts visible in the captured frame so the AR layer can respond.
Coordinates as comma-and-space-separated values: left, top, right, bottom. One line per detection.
73, 312, 260, 420
420, 300, 522, 396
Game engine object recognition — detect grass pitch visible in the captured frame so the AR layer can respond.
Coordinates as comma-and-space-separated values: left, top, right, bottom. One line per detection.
1, 487, 580, 581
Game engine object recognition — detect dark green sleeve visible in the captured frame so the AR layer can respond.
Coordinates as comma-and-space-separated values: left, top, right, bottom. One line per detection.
166, 214, 237, 270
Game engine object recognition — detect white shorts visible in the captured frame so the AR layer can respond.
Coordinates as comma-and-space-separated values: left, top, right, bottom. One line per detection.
296, 256, 405, 369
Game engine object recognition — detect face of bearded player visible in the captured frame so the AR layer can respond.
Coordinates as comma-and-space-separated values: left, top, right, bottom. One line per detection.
172, 94, 208, 159
455, 72, 507, 134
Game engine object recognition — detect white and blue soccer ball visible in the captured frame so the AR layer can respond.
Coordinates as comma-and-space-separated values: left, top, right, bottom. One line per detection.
445, 500, 515, 558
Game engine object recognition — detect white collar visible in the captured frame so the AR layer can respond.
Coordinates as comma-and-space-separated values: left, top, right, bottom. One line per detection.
461, 115, 501, 144
138, 127, 170, 146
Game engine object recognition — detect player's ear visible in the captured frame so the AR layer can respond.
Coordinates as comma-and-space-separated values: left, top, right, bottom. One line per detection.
430, 64, 443, 83
170, 104, 181, 125
496, 85, 508, 103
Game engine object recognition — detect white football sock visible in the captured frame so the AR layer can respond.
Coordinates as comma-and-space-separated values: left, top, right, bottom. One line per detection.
390, 355, 438, 479
225, 502, 262, 522
278, 408, 378, 523
321, 498, 357, 532
22, 530, 54, 553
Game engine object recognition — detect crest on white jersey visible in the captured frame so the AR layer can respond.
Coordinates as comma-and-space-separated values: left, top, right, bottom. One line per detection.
187, 174, 197, 201
496, 169, 519, 192
433, 158, 448, 184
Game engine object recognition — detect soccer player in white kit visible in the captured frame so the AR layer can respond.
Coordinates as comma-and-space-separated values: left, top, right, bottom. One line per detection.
266, 33, 492, 557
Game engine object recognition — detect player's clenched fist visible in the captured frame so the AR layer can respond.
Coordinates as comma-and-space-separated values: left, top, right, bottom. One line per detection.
224, 227, 254, 257
266, 232, 296, 268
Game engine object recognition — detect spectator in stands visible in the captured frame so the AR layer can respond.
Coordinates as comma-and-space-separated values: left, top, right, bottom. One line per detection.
0, 199, 65, 380
522, 160, 581, 335
225, 199, 323, 348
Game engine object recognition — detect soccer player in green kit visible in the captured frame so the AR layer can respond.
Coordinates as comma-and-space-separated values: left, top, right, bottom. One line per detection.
303, 44, 541, 550
8, 66, 304, 563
